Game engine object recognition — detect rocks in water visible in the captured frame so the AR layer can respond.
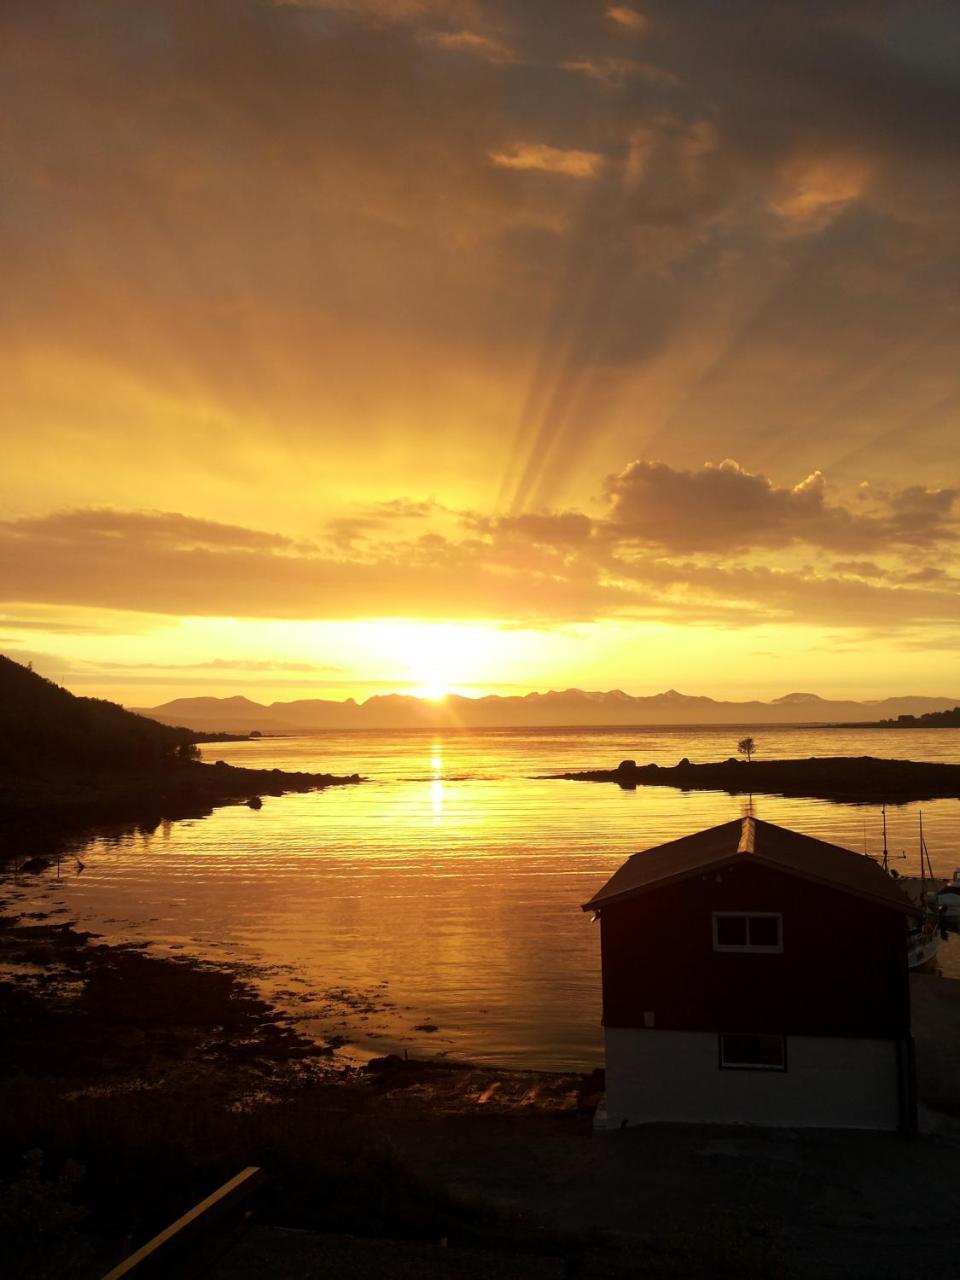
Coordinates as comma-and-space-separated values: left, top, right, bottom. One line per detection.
19, 856, 51, 874
616, 760, 636, 772
413, 1022, 439, 1032
247, 796, 263, 810
677, 757, 691, 767
364, 1053, 405, 1073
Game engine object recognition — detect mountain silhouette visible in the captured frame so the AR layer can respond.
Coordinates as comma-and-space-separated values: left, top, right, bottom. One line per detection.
0, 655, 197, 770
132, 687, 960, 732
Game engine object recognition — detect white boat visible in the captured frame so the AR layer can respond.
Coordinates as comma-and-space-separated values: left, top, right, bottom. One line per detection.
879, 808, 944, 970
907, 914, 942, 970
929, 869, 960, 929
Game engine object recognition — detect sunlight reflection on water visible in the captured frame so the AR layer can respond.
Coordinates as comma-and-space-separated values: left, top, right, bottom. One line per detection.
8, 726, 960, 1068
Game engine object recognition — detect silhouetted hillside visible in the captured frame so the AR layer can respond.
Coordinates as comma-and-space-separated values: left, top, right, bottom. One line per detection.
0, 655, 198, 772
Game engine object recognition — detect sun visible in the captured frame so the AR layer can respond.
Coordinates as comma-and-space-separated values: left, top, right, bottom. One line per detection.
328, 620, 521, 701
414, 682, 449, 702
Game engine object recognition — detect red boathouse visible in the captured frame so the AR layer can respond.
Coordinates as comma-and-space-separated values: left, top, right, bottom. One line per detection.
582, 816, 920, 1131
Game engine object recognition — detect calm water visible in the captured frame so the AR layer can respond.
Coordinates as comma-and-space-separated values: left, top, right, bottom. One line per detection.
7, 726, 960, 1069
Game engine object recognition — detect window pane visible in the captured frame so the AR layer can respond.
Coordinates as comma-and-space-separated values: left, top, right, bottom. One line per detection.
721, 1033, 784, 1068
715, 915, 747, 946
748, 916, 780, 948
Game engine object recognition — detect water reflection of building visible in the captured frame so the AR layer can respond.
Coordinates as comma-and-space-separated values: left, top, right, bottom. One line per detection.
583, 816, 919, 1132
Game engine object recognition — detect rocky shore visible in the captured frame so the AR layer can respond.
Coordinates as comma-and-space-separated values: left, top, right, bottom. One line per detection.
548, 754, 960, 805
0, 759, 361, 862
3, 904, 960, 1278
0, 905, 592, 1277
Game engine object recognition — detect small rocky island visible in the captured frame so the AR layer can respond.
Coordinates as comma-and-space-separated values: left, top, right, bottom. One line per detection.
549, 754, 960, 805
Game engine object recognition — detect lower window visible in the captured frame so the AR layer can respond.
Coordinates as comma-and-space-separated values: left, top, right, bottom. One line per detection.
719, 1032, 786, 1070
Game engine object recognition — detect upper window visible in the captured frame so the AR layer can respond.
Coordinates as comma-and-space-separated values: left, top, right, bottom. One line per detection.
712, 912, 782, 953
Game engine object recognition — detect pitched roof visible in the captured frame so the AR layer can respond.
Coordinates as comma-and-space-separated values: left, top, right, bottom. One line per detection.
581, 816, 921, 916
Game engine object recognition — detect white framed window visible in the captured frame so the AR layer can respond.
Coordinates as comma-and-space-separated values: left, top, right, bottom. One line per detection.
712, 912, 783, 953
719, 1032, 786, 1071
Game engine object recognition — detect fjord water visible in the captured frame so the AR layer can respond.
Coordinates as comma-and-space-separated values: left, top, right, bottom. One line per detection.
11, 725, 960, 1069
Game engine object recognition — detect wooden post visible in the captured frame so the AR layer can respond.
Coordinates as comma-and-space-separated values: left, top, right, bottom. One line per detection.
101, 1166, 264, 1278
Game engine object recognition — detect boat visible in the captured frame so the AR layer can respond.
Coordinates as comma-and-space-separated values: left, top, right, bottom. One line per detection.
875, 807, 944, 970
906, 812, 945, 970
928, 870, 960, 930
907, 913, 942, 970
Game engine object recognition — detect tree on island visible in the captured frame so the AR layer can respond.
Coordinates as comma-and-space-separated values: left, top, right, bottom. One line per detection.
737, 736, 756, 763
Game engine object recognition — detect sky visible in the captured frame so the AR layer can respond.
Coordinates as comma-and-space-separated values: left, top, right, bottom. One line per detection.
2, 0, 959, 706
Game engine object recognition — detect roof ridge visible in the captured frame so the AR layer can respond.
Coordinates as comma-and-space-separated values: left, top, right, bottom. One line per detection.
581, 818, 920, 916
737, 815, 755, 854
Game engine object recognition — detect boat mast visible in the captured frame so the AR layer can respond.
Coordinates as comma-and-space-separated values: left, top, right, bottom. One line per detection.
919, 810, 925, 901
882, 803, 889, 874
920, 811, 935, 883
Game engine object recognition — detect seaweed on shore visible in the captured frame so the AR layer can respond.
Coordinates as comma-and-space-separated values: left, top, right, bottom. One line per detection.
0, 912, 588, 1278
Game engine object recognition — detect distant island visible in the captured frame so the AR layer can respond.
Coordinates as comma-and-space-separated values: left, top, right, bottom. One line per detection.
0, 656, 359, 860
861, 707, 960, 729
131, 688, 960, 733
550, 755, 960, 806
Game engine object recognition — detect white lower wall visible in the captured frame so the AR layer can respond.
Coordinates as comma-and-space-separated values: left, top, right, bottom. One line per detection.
602, 1029, 902, 1131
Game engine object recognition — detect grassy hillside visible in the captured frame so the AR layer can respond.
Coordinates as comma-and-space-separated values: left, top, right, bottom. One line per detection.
0, 656, 198, 772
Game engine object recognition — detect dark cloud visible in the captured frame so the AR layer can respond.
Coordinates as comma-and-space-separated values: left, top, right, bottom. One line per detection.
604, 459, 958, 552
465, 510, 594, 546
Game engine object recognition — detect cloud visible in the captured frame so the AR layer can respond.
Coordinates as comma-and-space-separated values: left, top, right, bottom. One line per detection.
770, 153, 871, 232
273, 1, 474, 18
464, 510, 595, 549
607, 6, 647, 32
488, 143, 606, 179
604, 459, 958, 553
0, 506, 627, 623
421, 30, 515, 63
1, 458, 957, 637
108, 658, 346, 673
367, 498, 442, 518
560, 57, 678, 88
3, 0, 960, 669
5, 0, 960, 535
831, 560, 884, 578
4, 509, 295, 552
887, 484, 958, 515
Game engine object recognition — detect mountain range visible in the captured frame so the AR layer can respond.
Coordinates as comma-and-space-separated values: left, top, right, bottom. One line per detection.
131, 688, 960, 733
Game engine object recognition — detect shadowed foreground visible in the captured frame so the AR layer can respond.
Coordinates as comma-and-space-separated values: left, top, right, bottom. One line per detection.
2, 911, 959, 1278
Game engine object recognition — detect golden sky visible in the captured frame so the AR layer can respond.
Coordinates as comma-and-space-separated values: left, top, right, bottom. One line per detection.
2, 0, 959, 705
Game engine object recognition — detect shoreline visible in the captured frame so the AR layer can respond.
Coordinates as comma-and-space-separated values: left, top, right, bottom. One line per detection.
0, 904, 591, 1275
547, 754, 960, 805
4, 900, 960, 1278
0, 759, 361, 863
0, 903, 589, 1108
